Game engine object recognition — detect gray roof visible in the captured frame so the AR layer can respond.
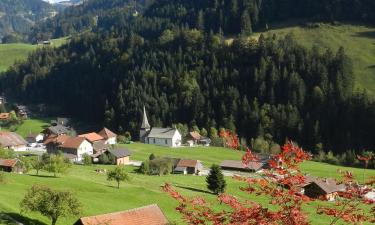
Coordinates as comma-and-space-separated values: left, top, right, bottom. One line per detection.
93, 141, 109, 151
108, 148, 131, 158
0, 132, 27, 147
141, 106, 151, 129
147, 127, 178, 139
47, 125, 69, 135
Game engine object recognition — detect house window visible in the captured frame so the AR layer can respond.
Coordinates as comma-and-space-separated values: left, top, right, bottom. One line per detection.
153, 138, 155, 143
165, 139, 168, 144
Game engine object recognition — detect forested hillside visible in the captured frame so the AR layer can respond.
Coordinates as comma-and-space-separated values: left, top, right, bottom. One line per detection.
0, 0, 55, 42
1, 0, 375, 155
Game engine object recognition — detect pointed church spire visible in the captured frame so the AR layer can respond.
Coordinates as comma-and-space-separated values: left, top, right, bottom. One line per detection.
141, 106, 151, 130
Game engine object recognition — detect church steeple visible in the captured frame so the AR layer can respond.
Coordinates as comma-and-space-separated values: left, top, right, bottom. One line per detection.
141, 106, 150, 130
140, 106, 151, 142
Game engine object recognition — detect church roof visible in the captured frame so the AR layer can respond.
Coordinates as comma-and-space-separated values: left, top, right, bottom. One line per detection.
147, 128, 178, 139
141, 106, 151, 129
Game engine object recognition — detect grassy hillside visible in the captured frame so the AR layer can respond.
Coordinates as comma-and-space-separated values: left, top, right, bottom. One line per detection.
0, 37, 70, 72
0, 143, 374, 225
259, 23, 375, 95
0, 43, 36, 72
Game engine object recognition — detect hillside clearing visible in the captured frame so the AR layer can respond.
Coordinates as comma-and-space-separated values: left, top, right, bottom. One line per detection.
258, 23, 375, 95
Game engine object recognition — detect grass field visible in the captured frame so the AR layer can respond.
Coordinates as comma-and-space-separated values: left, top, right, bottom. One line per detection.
0, 143, 374, 225
258, 23, 375, 95
0, 37, 70, 72
14, 118, 51, 138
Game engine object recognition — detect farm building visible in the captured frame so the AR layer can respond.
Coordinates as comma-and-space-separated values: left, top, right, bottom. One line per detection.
220, 160, 264, 172
92, 148, 131, 165
79, 132, 104, 143
0, 159, 23, 173
301, 175, 346, 201
174, 159, 203, 175
75, 204, 168, 225
0, 131, 27, 151
98, 127, 117, 145
140, 107, 182, 147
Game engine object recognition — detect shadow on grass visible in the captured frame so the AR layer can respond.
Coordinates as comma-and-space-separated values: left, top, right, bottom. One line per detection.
28, 174, 58, 178
353, 30, 375, 39
0, 212, 47, 225
174, 185, 213, 195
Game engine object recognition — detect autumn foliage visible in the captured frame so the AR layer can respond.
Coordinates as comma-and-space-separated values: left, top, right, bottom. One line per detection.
219, 129, 239, 149
163, 141, 375, 225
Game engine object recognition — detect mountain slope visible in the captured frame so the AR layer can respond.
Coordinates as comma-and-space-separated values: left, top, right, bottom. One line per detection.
255, 23, 375, 95
0, 0, 56, 41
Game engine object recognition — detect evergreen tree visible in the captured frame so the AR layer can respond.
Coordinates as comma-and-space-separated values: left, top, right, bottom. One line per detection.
206, 164, 226, 195
241, 10, 252, 35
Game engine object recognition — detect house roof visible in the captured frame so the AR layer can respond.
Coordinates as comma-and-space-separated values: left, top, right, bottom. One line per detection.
220, 160, 263, 171
47, 125, 69, 135
304, 176, 346, 194
176, 159, 199, 168
57, 117, 70, 125
147, 128, 178, 139
75, 204, 168, 225
108, 148, 131, 158
0, 158, 18, 167
0, 113, 10, 120
79, 132, 104, 142
43, 134, 70, 145
98, 128, 117, 139
59, 137, 86, 149
0, 132, 27, 147
93, 140, 109, 151
189, 131, 201, 140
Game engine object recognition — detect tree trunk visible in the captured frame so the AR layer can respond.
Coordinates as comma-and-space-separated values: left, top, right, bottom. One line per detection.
36, 169, 39, 175
117, 181, 120, 189
51, 217, 57, 225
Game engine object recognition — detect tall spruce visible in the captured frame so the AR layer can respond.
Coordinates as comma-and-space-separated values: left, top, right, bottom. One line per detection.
206, 164, 226, 195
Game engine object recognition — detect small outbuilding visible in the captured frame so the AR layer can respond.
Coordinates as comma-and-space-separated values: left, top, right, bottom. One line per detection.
0, 113, 10, 121
0, 158, 23, 173
174, 159, 203, 175
220, 160, 263, 172
0, 131, 27, 151
302, 176, 346, 201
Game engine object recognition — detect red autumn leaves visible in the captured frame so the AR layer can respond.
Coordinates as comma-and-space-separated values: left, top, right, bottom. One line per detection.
163, 141, 375, 225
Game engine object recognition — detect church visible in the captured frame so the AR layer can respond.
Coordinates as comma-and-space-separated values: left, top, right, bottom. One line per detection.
140, 107, 182, 147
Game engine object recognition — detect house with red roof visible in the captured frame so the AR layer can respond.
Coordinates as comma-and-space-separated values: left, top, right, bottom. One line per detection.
78, 132, 104, 143
98, 127, 117, 145
174, 159, 203, 175
74, 204, 168, 225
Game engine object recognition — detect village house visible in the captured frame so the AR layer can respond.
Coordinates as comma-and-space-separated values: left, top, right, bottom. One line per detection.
174, 159, 203, 175
140, 107, 182, 147
92, 148, 131, 165
0, 131, 27, 151
98, 127, 117, 145
57, 137, 93, 162
26, 133, 44, 144
79, 132, 104, 143
0, 113, 10, 121
220, 160, 264, 172
0, 158, 23, 173
187, 131, 211, 147
301, 175, 346, 201
74, 204, 168, 225
44, 135, 70, 153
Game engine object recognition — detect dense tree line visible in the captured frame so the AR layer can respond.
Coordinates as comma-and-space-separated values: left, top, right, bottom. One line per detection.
29, 0, 375, 42
2, 0, 375, 155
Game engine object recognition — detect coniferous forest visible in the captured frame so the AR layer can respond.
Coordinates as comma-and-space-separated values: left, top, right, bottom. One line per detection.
2, 0, 375, 155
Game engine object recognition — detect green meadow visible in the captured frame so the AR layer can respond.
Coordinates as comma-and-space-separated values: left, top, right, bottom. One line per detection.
0, 143, 374, 225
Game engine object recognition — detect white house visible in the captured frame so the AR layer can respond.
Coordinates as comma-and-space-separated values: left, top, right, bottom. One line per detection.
99, 128, 117, 145
58, 137, 93, 162
26, 133, 44, 143
140, 107, 182, 147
